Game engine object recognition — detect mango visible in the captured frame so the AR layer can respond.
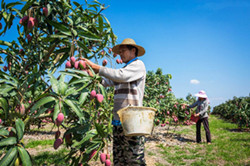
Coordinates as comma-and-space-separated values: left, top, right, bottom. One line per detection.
65, 61, 71, 68
19, 16, 29, 25
105, 159, 111, 166
70, 56, 75, 64
89, 149, 97, 160
100, 153, 106, 163
53, 138, 63, 150
102, 59, 107, 66
74, 61, 79, 69
96, 94, 103, 103
79, 60, 86, 69
90, 90, 96, 100
55, 113, 64, 126
43, 7, 48, 17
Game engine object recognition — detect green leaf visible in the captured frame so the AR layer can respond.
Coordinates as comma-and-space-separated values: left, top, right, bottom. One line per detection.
0, 85, 15, 95
0, 71, 18, 84
64, 68, 90, 77
65, 87, 77, 97
54, 47, 71, 54
6, 2, 22, 9
86, 143, 100, 154
21, 0, 35, 14
11, 8, 22, 17
77, 30, 102, 41
58, 74, 68, 96
49, 73, 59, 94
73, 1, 81, 8
98, 15, 103, 32
99, 84, 107, 101
0, 79, 18, 86
30, 96, 55, 114
18, 147, 32, 166
77, 41, 90, 53
0, 40, 12, 47
0, 128, 9, 136
0, 147, 17, 166
64, 99, 83, 119
53, 100, 60, 121
15, 119, 25, 141
71, 28, 78, 37
108, 113, 113, 133
69, 78, 91, 86
59, 71, 81, 79
46, 19, 70, 33
67, 17, 73, 25
95, 123, 105, 138
62, 0, 73, 9
0, 137, 17, 147
47, 34, 69, 39
79, 90, 89, 105
0, 97, 8, 113
72, 130, 96, 148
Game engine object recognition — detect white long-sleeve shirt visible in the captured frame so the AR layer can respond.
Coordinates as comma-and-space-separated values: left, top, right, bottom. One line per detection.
99, 59, 146, 120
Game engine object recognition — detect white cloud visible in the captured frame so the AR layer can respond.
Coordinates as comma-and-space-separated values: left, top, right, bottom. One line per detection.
190, 79, 200, 85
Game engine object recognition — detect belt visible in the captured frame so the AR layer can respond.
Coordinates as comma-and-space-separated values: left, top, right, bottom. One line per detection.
112, 120, 122, 126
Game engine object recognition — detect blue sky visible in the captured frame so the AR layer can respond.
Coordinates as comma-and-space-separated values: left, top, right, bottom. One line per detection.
100, 0, 250, 108
1, 0, 250, 108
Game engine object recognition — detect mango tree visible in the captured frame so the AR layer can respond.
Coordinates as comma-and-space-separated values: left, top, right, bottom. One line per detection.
0, 0, 116, 165
212, 96, 250, 129
143, 68, 197, 131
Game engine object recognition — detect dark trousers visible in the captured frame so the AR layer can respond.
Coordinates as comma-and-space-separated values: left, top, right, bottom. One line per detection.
196, 117, 211, 143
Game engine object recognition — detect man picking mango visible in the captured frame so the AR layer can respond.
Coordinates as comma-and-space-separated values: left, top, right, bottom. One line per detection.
82, 38, 147, 166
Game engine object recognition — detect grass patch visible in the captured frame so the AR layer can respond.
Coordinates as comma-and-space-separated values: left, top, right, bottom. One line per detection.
148, 151, 156, 156
32, 148, 70, 165
175, 128, 194, 135
158, 115, 250, 166
25, 139, 54, 148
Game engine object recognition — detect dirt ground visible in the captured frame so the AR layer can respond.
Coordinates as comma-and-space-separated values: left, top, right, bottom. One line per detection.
24, 124, 197, 166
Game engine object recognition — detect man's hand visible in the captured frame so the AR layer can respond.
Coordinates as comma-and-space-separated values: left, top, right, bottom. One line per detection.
79, 58, 101, 73
87, 69, 94, 77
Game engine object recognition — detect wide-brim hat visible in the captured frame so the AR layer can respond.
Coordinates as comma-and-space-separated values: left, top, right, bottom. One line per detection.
112, 38, 145, 57
195, 90, 208, 98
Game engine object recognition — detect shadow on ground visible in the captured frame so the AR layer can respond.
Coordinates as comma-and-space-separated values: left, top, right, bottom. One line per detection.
146, 132, 195, 143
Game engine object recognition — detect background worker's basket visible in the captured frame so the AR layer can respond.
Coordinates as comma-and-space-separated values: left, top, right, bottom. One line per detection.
117, 106, 157, 136
190, 114, 200, 123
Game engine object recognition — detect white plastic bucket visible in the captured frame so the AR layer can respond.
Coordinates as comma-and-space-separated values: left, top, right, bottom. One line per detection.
117, 106, 157, 136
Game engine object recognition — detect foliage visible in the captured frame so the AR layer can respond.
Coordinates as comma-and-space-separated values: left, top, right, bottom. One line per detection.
0, 0, 116, 165
212, 96, 250, 128
143, 68, 196, 127
0, 118, 32, 166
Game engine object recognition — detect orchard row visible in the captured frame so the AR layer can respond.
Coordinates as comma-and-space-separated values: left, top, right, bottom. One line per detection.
212, 96, 250, 128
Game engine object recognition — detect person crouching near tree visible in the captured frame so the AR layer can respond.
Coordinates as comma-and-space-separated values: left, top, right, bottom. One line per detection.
188, 90, 211, 144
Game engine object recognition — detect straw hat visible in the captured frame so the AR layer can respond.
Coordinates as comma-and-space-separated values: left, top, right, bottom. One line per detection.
195, 90, 208, 98
112, 38, 145, 57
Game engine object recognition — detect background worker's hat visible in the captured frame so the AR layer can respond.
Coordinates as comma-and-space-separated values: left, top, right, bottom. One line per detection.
195, 90, 208, 98
112, 38, 145, 56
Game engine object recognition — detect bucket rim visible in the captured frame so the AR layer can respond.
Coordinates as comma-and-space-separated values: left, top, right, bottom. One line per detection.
117, 106, 157, 116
